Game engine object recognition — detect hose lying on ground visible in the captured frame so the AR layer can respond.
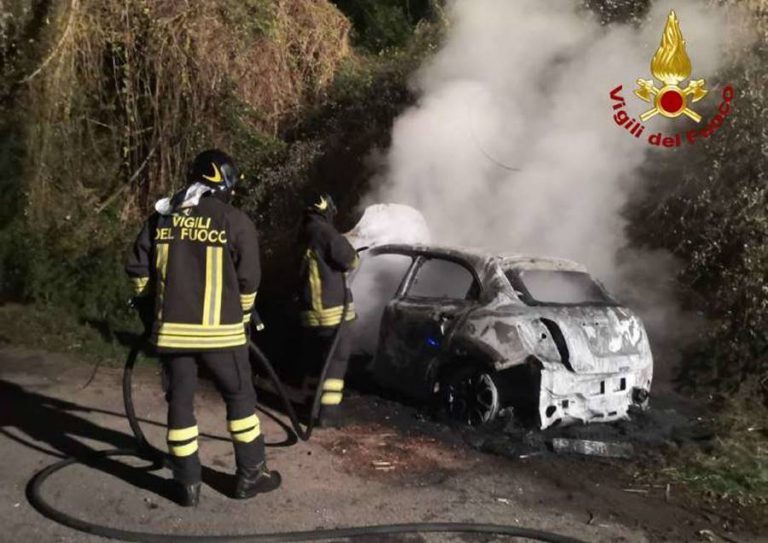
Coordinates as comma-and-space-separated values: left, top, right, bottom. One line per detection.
247, 275, 351, 442
27, 340, 589, 542
26, 278, 589, 542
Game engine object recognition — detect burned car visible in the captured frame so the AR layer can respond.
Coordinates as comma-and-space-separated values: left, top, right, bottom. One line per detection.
357, 244, 653, 429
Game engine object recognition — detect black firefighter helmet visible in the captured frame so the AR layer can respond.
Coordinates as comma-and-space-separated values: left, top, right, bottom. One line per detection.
189, 149, 241, 192
305, 191, 338, 219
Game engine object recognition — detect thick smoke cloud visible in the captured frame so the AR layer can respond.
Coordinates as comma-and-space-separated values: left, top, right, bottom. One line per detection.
373, 0, 730, 276
362, 0, 742, 371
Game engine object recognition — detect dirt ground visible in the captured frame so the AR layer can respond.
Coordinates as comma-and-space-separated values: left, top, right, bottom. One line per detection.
0, 347, 764, 543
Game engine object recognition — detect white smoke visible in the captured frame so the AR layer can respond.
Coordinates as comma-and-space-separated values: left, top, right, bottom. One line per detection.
346, 204, 431, 353
362, 0, 746, 371
373, 0, 731, 277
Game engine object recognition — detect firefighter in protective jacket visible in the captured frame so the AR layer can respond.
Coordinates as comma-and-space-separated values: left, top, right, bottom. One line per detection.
298, 192, 359, 427
126, 149, 280, 506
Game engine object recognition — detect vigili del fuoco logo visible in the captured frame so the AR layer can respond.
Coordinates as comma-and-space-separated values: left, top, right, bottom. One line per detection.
609, 10, 734, 148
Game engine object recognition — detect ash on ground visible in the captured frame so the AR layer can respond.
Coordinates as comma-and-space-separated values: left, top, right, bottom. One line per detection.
338, 388, 714, 463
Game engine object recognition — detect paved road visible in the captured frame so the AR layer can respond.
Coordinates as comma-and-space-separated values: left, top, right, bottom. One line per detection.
0, 347, 752, 543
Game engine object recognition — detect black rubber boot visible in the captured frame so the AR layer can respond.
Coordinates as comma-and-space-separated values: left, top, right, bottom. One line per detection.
233, 465, 282, 500
174, 481, 201, 507
317, 405, 345, 429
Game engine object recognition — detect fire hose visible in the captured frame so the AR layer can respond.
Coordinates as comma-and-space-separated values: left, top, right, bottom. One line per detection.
26, 273, 588, 543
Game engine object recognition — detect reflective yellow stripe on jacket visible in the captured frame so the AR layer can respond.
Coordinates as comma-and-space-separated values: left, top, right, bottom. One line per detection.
153, 322, 246, 350
151, 244, 247, 350
155, 243, 169, 320
240, 292, 256, 312
202, 246, 223, 326
240, 291, 256, 326
300, 304, 356, 327
131, 276, 149, 296
300, 249, 355, 327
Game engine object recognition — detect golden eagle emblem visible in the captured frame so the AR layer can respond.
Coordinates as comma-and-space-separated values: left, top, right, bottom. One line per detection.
634, 11, 708, 122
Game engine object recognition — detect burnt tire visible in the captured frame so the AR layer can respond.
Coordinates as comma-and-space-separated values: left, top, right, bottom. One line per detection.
442, 368, 500, 426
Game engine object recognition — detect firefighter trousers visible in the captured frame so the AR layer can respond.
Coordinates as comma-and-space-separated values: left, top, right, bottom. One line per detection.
301, 325, 351, 417
161, 348, 265, 484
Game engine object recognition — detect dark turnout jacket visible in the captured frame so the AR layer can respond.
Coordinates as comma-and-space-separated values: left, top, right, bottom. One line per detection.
298, 211, 359, 327
126, 195, 260, 351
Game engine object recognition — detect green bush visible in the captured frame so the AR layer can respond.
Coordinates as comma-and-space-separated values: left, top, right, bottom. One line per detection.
332, 0, 435, 52
0, 219, 135, 332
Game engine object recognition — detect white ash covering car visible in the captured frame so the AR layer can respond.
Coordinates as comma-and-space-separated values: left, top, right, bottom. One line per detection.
354, 244, 653, 429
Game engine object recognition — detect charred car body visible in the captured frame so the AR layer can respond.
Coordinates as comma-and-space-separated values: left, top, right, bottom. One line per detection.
360, 244, 653, 429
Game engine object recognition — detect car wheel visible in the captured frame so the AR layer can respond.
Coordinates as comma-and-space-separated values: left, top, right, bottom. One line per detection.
444, 368, 500, 426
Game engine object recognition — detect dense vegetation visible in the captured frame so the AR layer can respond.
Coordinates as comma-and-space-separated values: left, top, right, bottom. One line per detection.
0, 0, 764, 410
627, 4, 767, 406
0, 0, 438, 337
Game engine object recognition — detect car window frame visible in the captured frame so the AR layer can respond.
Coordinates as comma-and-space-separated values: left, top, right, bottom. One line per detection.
504, 268, 619, 307
361, 252, 417, 301
401, 255, 483, 303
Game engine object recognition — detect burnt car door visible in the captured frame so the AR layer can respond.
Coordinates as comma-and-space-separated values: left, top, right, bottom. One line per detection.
372, 254, 482, 398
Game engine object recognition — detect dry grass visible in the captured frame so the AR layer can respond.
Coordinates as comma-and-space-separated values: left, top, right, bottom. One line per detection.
18, 0, 350, 229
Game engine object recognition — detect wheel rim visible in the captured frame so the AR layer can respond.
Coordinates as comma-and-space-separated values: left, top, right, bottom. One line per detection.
447, 372, 499, 426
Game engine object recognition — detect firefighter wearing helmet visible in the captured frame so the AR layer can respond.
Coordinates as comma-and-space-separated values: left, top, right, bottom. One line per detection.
125, 149, 280, 506
297, 192, 359, 428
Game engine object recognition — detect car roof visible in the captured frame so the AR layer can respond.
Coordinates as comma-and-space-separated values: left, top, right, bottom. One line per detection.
499, 255, 587, 273
369, 244, 588, 273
